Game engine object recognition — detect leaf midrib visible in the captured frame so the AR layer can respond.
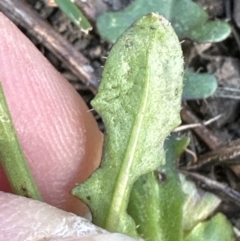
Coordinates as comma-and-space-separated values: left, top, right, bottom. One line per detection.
105, 50, 151, 230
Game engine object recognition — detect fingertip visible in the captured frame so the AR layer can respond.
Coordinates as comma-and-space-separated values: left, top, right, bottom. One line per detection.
0, 13, 102, 215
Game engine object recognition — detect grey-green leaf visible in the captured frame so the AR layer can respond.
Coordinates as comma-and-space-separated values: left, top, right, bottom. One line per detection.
72, 13, 184, 237
183, 70, 218, 99
97, 0, 231, 43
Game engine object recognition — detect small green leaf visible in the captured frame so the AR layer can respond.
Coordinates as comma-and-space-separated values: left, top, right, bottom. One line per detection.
128, 135, 189, 241
97, 0, 231, 43
183, 70, 218, 99
184, 213, 235, 241
0, 83, 41, 200
180, 174, 221, 232
55, 0, 92, 34
72, 13, 184, 237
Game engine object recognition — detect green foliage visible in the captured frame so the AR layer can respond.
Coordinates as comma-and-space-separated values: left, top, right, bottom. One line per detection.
128, 135, 189, 241
0, 83, 41, 200
128, 136, 235, 241
97, 0, 231, 43
184, 213, 235, 241
183, 70, 218, 99
55, 0, 92, 33
0, 3, 234, 239
72, 13, 184, 237
97, 0, 226, 99
180, 175, 235, 241
180, 174, 221, 233
180, 172, 235, 241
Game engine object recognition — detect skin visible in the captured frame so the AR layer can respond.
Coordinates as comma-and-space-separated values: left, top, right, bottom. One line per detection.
0, 12, 103, 215
0, 13, 137, 241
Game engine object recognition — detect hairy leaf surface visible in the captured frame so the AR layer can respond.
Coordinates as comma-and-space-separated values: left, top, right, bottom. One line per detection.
72, 13, 184, 237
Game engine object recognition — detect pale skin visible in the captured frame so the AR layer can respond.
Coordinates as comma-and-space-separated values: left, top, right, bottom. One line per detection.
0, 13, 136, 241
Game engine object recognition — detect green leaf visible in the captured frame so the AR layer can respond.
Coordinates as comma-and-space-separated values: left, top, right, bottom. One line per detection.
180, 173, 234, 241
128, 135, 189, 241
97, 0, 231, 43
0, 83, 41, 200
183, 70, 218, 100
184, 213, 235, 241
55, 0, 92, 34
180, 174, 221, 232
72, 13, 184, 237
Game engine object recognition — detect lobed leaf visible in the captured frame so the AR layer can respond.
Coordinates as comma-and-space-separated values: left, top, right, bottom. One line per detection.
97, 0, 231, 43
72, 13, 184, 237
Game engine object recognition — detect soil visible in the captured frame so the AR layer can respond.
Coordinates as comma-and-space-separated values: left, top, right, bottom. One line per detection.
2, 0, 240, 238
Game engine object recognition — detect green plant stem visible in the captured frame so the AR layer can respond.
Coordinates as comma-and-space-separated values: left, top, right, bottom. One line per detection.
0, 83, 41, 200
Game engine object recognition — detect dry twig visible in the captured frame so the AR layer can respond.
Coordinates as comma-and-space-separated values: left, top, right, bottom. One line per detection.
0, 0, 99, 93
181, 170, 240, 207
181, 104, 223, 150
